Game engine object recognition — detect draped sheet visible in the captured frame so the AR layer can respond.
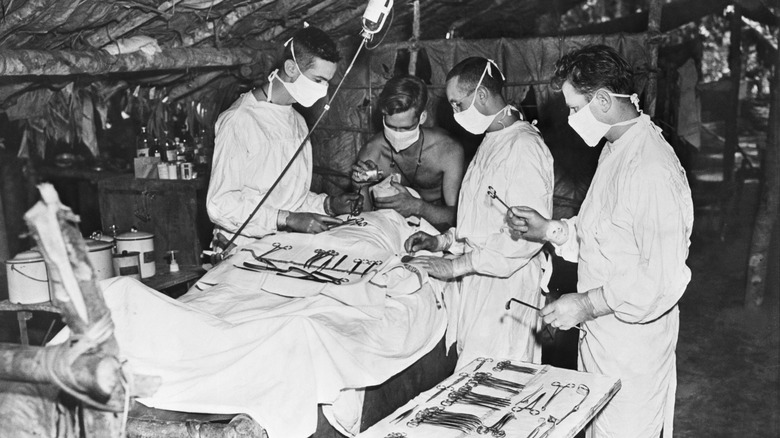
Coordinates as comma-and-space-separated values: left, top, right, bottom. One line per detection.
53, 211, 448, 438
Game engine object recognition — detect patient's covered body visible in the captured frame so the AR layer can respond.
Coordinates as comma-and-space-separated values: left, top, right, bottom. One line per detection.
55, 210, 447, 438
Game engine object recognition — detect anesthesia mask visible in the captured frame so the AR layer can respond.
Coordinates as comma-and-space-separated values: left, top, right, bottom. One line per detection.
568, 91, 641, 147
453, 60, 505, 135
268, 39, 328, 108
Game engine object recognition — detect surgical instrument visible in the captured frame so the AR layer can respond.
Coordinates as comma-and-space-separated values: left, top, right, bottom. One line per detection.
474, 357, 494, 372
518, 385, 544, 404
493, 360, 537, 375
331, 254, 348, 270
525, 418, 550, 438
543, 383, 590, 432
506, 298, 589, 337
511, 391, 546, 415
425, 372, 471, 403
541, 381, 575, 411
487, 186, 512, 211
477, 411, 515, 437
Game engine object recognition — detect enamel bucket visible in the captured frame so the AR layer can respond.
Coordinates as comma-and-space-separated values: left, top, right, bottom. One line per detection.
115, 229, 155, 278
85, 239, 115, 280
5, 250, 52, 304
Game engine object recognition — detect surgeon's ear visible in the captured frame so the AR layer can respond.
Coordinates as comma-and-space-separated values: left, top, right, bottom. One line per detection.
419, 110, 429, 126
593, 89, 612, 114
283, 59, 299, 80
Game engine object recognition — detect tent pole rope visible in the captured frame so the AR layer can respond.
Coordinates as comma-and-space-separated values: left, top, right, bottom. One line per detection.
218, 37, 368, 257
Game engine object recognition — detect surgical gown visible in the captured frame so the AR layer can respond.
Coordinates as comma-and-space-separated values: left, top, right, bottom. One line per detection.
450, 120, 554, 368
207, 92, 327, 247
556, 114, 694, 437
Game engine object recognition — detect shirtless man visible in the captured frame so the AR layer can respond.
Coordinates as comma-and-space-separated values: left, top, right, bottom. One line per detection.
352, 75, 465, 230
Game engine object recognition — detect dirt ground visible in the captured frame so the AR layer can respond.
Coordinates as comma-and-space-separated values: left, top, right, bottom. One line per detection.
674, 180, 780, 438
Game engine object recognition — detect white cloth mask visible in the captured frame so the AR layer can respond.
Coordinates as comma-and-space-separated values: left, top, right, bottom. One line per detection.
453, 60, 505, 135
568, 91, 641, 146
268, 40, 328, 108
383, 121, 420, 152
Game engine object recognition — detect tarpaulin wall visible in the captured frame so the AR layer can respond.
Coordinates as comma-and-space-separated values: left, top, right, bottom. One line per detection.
309, 32, 652, 212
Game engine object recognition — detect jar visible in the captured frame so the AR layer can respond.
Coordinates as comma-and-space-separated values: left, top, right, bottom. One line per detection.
5, 250, 52, 304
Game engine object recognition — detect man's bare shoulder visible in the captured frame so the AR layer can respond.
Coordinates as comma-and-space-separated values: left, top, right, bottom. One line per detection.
423, 127, 464, 158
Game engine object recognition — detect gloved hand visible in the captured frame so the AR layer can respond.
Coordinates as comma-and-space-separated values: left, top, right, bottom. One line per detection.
540, 287, 611, 330
286, 212, 343, 234
506, 206, 550, 243
404, 231, 449, 253
407, 255, 473, 280
374, 182, 422, 218
330, 192, 363, 216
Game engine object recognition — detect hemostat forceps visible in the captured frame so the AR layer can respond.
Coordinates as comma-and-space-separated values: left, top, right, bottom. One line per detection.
487, 186, 512, 211
241, 242, 291, 263
505, 298, 588, 338
541, 381, 575, 411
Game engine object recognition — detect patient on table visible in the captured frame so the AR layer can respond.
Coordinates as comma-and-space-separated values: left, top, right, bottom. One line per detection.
52, 209, 448, 438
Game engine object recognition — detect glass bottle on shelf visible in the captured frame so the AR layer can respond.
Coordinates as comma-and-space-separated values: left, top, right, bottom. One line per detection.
164, 130, 177, 162
136, 126, 150, 157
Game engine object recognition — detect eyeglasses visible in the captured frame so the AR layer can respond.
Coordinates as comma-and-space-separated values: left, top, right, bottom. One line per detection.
450, 89, 476, 113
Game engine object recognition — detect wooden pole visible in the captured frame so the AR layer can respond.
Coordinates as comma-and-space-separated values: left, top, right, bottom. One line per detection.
644, 0, 662, 117
724, 4, 742, 184
0, 343, 118, 399
745, 27, 780, 308
0, 48, 255, 76
408, 0, 421, 76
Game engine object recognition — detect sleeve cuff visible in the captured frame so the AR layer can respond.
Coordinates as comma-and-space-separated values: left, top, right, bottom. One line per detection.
451, 253, 475, 277
587, 286, 613, 318
276, 210, 289, 231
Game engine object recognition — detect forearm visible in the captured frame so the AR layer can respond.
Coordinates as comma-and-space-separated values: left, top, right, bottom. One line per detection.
417, 201, 456, 229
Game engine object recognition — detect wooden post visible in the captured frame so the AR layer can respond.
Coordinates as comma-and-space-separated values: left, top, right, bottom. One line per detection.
644, 0, 662, 117
724, 4, 742, 184
408, 0, 421, 76
745, 28, 780, 308
0, 48, 255, 76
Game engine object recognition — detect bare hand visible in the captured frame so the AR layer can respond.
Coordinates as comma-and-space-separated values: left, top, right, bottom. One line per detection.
286, 212, 342, 234
407, 255, 456, 280
506, 206, 550, 243
374, 182, 421, 218
540, 293, 596, 330
331, 192, 363, 216
404, 231, 440, 253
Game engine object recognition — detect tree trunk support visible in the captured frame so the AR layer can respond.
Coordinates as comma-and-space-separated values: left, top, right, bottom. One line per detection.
0, 48, 255, 76
745, 25, 780, 308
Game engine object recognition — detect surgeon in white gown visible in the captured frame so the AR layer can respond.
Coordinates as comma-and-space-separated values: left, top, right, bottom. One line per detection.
207, 27, 360, 251
405, 57, 554, 368
508, 45, 694, 438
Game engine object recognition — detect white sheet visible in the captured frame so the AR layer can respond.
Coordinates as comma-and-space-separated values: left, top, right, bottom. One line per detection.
53, 211, 447, 438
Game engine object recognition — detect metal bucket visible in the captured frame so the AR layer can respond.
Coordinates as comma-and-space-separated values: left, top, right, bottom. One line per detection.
5, 250, 52, 304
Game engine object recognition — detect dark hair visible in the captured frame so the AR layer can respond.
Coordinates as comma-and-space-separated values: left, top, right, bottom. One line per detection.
378, 75, 428, 117
551, 45, 633, 99
445, 57, 504, 96
283, 27, 340, 70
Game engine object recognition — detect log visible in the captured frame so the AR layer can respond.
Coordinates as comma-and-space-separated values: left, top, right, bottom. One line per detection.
744, 27, 780, 308
0, 48, 255, 76
724, 5, 743, 184
127, 414, 268, 438
644, 0, 662, 117
0, 343, 117, 400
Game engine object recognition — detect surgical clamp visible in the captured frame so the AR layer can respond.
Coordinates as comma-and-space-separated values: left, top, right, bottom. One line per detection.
511, 392, 546, 415
505, 298, 589, 337
541, 381, 575, 411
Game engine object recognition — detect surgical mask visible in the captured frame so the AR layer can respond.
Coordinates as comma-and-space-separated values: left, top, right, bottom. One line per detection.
568, 91, 641, 146
268, 39, 328, 108
453, 60, 504, 135
383, 121, 420, 152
